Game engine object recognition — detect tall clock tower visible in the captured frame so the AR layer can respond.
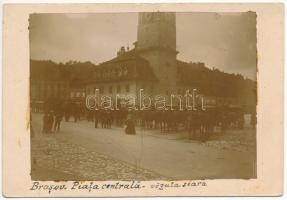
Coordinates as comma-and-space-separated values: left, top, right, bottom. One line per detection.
136, 12, 178, 94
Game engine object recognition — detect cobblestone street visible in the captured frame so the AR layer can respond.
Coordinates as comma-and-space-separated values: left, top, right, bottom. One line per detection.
31, 132, 166, 181
31, 114, 256, 181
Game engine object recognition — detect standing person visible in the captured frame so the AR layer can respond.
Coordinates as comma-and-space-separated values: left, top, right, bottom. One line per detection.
42, 112, 49, 133
186, 111, 194, 140
73, 104, 80, 123
106, 110, 112, 129
53, 111, 63, 132
87, 109, 93, 122
101, 110, 106, 128
160, 110, 168, 133
63, 101, 70, 122
94, 109, 99, 128
200, 111, 208, 141
47, 111, 55, 133
125, 112, 136, 135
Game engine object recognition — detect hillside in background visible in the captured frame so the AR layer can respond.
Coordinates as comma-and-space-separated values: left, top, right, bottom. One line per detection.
30, 60, 94, 88
177, 60, 256, 103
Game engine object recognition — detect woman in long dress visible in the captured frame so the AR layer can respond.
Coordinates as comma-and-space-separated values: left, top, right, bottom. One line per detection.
125, 112, 136, 135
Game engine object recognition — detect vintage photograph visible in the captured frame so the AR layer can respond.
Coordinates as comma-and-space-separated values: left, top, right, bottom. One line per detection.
29, 12, 257, 181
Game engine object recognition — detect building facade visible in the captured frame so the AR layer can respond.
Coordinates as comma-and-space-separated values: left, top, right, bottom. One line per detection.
85, 12, 256, 110
31, 80, 70, 101
86, 12, 188, 105
30, 60, 70, 102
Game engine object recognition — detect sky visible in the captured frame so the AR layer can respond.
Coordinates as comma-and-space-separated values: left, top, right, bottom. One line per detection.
29, 12, 257, 80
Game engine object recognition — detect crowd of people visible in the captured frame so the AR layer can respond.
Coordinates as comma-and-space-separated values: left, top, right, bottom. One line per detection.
42, 110, 63, 133
32, 99, 255, 140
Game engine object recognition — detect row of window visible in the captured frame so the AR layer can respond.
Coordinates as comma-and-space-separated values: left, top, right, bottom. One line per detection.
71, 92, 85, 98
87, 84, 130, 95
31, 82, 69, 88
86, 85, 187, 95
31, 89, 68, 100
94, 66, 130, 80
85, 87, 198, 96
31, 85, 69, 91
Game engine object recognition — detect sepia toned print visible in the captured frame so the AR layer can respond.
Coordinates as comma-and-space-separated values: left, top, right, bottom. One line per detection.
29, 12, 257, 181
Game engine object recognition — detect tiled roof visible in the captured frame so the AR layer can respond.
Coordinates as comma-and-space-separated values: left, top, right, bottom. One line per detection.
87, 49, 157, 83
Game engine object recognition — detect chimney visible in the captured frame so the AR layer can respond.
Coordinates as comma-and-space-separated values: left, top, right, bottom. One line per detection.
117, 46, 126, 56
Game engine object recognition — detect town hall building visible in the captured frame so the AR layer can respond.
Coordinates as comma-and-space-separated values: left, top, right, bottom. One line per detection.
85, 12, 190, 105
